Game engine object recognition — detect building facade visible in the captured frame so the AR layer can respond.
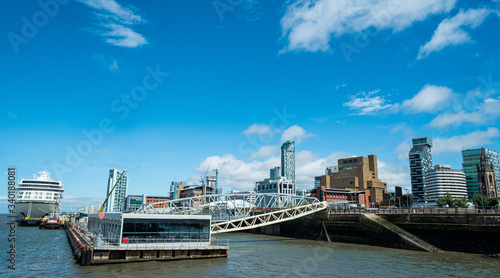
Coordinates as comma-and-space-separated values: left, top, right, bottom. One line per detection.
319, 155, 387, 205
255, 176, 295, 195
105, 169, 128, 212
477, 150, 498, 199
124, 195, 170, 212
424, 165, 467, 207
310, 186, 370, 208
409, 137, 433, 205
123, 195, 143, 212
170, 181, 187, 200
462, 148, 499, 199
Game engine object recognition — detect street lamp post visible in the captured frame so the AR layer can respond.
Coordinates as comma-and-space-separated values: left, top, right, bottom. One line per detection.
478, 182, 485, 212
405, 188, 410, 212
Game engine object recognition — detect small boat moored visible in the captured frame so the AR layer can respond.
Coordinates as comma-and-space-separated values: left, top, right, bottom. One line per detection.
39, 217, 66, 229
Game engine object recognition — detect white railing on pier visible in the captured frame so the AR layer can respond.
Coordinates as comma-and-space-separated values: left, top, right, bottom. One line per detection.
92, 236, 229, 250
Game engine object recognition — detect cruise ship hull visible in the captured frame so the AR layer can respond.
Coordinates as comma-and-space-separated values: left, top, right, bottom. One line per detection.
16, 200, 60, 220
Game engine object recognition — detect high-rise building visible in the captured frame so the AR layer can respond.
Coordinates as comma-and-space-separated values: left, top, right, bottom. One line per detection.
409, 137, 433, 205
256, 141, 296, 195
281, 140, 295, 181
170, 181, 186, 200
105, 169, 128, 212
425, 165, 467, 206
462, 147, 499, 199
319, 155, 387, 204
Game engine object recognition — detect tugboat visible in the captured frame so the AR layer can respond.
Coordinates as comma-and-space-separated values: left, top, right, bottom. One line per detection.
39, 217, 66, 229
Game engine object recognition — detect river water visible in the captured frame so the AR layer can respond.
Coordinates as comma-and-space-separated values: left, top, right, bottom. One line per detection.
1, 215, 498, 278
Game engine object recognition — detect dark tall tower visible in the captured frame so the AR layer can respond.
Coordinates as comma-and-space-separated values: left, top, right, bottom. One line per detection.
409, 137, 433, 205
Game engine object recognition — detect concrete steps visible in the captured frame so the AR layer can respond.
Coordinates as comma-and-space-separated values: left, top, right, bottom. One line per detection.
362, 213, 441, 252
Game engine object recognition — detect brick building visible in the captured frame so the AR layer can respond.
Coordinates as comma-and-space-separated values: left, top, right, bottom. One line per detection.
318, 155, 387, 205
310, 186, 370, 208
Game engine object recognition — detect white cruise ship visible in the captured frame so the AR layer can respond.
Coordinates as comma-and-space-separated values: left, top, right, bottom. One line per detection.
16, 171, 64, 221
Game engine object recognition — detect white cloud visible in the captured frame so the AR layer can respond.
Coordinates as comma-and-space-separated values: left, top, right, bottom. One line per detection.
280, 0, 456, 52
195, 151, 351, 191
418, 9, 492, 59
433, 127, 500, 154
250, 145, 279, 159
395, 139, 412, 159
402, 84, 454, 113
195, 154, 279, 191
102, 23, 148, 48
378, 160, 410, 188
77, 0, 148, 48
243, 123, 274, 137
430, 97, 500, 128
78, 0, 144, 24
343, 89, 396, 115
295, 151, 350, 187
280, 125, 314, 143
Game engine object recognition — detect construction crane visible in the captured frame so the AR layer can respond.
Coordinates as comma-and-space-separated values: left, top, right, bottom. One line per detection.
98, 169, 126, 213
214, 168, 219, 199
200, 161, 212, 186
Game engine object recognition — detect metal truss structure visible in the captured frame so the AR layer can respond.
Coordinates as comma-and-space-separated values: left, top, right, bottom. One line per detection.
211, 201, 327, 234
136, 193, 325, 224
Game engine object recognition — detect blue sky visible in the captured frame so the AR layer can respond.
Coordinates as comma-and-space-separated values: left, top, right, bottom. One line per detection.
1, 0, 500, 212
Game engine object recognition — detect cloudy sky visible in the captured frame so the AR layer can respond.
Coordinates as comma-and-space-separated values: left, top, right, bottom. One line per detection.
2, 0, 500, 211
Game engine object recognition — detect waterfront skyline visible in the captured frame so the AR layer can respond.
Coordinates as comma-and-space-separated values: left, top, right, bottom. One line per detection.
2, 0, 500, 212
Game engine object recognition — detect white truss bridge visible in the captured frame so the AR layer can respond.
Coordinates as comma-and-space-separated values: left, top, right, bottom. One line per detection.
136, 193, 328, 234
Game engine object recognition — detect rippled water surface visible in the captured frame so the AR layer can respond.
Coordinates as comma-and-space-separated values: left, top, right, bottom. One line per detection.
1, 214, 498, 278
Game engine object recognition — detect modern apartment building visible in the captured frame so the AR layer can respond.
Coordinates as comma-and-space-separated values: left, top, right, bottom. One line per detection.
105, 169, 128, 212
424, 165, 467, 207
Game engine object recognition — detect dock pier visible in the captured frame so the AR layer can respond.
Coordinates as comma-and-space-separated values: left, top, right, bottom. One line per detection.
65, 214, 229, 266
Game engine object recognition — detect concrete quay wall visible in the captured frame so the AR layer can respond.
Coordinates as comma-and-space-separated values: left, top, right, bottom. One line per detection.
247, 212, 500, 254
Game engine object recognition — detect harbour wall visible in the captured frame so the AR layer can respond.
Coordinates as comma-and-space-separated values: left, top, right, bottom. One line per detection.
247, 212, 500, 254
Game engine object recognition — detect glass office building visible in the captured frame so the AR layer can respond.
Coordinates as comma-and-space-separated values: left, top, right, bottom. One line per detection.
409, 137, 433, 205
462, 148, 500, 199
88, 213, 212, 247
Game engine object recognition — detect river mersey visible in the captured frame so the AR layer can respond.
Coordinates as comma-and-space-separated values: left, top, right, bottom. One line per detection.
1, 215, 498, 278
